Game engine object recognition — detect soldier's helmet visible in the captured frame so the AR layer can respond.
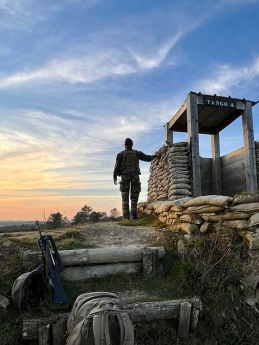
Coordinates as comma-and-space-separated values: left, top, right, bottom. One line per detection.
124, 138, 133, 147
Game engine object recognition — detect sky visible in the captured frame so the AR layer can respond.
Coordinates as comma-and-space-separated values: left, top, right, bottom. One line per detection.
1, 0, 259, 221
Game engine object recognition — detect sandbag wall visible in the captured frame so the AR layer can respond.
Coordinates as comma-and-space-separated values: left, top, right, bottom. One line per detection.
147, 142, 192, 202
138, 195, 259, 248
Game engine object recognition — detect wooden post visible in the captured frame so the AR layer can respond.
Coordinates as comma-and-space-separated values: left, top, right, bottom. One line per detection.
149, 247, 159, 270
242, 101, 257, 193
52, 319, 67, 345
187, 93, 201, 196
178, 302, 191, 339
211, 133, 222, 195
142, 248, 153, 276
164, 122, 173, 144
38, 324, 51, 345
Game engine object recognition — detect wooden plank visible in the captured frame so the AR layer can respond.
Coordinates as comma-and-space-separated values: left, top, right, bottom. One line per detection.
38, 324, 51, 345
221, 171, 246, 185
187, 93, 201, 196
52, 319, 67, 345
168, 101, 187, 129
220, 147, 244, 167
60, 262, 142, 282
221, 162, 245, 177
242, 101, 257, 193
178, 302, 192, 339
164, 122, 173, 144
23, 315, 69, 341
211, 133, 222, 194
22, 298, 202, 341
222, 183, 247, 197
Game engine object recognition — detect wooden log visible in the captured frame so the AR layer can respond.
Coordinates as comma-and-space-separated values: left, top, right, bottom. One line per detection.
178, 302, 192, 339
23, 246, 166, 269
60, 262, 142, 281
22, 299, 201, 341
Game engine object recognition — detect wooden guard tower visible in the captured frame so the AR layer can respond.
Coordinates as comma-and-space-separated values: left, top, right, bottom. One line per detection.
164, 92, 258, 197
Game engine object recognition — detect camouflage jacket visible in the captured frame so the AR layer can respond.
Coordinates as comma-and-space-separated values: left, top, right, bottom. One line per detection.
113, 148, 155, 180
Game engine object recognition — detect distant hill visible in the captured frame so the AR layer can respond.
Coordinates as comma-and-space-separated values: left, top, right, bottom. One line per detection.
0, 220, 34, 227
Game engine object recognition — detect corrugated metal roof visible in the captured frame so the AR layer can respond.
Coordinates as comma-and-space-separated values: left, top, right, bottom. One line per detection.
166, 92, 258, 135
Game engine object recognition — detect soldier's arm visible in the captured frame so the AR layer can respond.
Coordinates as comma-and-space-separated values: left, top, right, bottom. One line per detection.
137, 151, 159, 162
113, 152, 123, 183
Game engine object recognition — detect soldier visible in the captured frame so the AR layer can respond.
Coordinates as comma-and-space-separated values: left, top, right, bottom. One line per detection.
113, 138, 158, 220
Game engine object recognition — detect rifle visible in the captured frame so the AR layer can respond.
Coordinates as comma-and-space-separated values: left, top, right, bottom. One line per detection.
35, 220, 68, 306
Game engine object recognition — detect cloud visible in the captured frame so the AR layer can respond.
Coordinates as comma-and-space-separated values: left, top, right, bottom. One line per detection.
129, 33, 182, 69
0, 0, 99, 31
196, 57, 259, 95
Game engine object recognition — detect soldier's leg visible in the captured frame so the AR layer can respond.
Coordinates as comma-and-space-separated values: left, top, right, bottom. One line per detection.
130, 175, 141, 219
120, 176, 130, 219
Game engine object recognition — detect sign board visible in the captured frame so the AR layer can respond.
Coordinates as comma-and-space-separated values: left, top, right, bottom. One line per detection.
203, 98, 236, 108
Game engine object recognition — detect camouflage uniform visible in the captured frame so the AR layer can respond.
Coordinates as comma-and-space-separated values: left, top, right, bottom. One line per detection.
113, 148, 155, 220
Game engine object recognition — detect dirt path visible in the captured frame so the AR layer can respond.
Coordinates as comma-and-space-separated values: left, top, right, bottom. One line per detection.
78, 222, 165, 247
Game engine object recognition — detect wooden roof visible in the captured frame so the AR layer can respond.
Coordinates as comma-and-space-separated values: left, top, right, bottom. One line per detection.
167, 92, 258, 135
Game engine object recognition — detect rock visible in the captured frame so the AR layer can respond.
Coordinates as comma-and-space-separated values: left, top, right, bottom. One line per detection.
0, 295, 10, 310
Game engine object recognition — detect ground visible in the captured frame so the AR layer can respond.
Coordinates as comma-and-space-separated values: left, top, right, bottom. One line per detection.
1, 218, 259, 345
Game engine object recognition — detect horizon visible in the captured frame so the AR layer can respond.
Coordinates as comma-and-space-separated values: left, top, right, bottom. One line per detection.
1, 0, 259, 221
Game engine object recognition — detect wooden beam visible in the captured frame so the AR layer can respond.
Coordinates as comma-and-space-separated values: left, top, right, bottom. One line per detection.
22, 299, 202, 341
242, 101, 257, 193
168, 101, 187, 129
178, 302, 192, 339
211, 133, 222, 195
187, 93, 201, 196
164, 122, 173, 144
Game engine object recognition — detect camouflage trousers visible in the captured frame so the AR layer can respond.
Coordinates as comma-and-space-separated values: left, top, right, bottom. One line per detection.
119, 175, 141, 219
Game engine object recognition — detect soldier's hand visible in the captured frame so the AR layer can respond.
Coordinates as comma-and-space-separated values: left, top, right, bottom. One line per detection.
114, 179, 117, 185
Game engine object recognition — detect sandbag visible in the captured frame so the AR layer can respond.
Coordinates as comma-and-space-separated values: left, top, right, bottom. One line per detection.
201, 212, 249, 222
169, 189, 192, 196
169, 146, 187, 153
157, 193, 168, 201
187, 205, 224, 213
233, 195, 259, 205
249, 213, 259, 226
170, 183, 191, 190
223, 220, 250, 230
176, 222, 198, 234
230, 202, 259, 213
180, 213, 203, 225
184, 195, 233, 208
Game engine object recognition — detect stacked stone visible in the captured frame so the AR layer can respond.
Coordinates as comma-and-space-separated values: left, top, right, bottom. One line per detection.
147, 146, 170, 202
167, 142, 192, 200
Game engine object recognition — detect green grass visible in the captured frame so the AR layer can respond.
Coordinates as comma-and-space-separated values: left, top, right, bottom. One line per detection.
117, 212, 167, 228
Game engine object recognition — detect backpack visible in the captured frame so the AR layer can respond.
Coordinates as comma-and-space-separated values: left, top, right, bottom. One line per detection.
66, 292, 135, 345
121, 150, 140, 176
12, 270, 47, 311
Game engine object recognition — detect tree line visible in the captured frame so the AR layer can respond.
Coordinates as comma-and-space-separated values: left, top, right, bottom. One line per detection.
45, 205, 121, 229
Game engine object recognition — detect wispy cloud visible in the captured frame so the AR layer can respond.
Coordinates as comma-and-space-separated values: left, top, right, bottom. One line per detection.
130, 33, 182, 69
0, 0, 99, 31
196, 57, 259, 95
